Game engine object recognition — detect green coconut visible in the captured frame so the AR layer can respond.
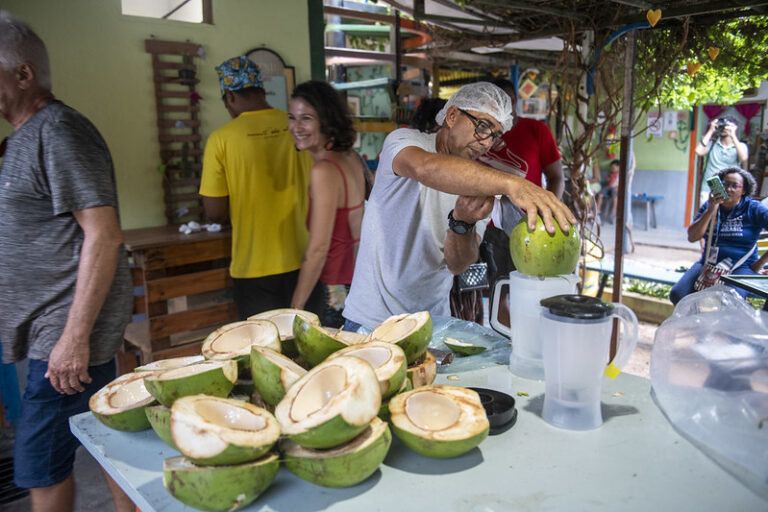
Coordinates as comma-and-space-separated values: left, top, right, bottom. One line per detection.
171, 395, 281, 466
389, 385, 489, 458
250, 346, 307, 405
282, 417, 391, 488
145, 405, 176, 449
133, 355, 204, 372
368, 311, 433, 365
275, 356, 381, 449
163, 453, 279, 512
509, 215, 580, 277
444, 337, 487, 356
406, 350, 437, 389
144, 360, 238, 407
248, 308, 320, 358
89, 371, 158, 431
201, 320, 281, 369
326, 341, 407, 399
293, 316, 349, 366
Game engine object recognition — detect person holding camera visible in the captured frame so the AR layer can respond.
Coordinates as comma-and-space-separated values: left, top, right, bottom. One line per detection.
695, 116, 748, 203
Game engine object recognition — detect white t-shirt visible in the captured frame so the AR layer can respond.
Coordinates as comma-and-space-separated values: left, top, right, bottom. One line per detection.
343, 128, 487, 329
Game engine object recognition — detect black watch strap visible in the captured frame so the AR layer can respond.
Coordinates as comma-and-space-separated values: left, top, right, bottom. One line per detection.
448, 209, 475, 235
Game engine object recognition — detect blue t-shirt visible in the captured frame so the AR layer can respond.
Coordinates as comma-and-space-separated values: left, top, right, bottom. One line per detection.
696, 196, 768, 268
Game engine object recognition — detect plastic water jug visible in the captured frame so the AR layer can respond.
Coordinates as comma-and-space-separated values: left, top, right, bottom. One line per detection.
490, 272, 579, 379
539, 294, 638, 430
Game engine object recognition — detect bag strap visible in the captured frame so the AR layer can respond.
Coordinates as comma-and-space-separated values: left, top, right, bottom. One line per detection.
732, 243, 758, 270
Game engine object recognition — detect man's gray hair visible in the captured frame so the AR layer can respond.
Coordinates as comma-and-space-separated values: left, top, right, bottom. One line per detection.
0, 11, 51, 90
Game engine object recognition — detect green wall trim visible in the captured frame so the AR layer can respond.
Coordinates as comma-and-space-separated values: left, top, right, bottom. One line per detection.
308, 0, 326, 81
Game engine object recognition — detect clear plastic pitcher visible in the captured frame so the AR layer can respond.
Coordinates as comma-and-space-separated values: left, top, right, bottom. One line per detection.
490, 272, 578, 380
540, 294, 638, 430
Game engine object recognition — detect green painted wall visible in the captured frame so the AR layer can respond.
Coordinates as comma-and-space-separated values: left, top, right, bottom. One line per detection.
632, 111, 692, 172
0, 0, 312, 228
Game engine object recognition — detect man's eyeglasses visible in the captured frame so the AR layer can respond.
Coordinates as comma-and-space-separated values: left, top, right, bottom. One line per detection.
458, 109, 506, 151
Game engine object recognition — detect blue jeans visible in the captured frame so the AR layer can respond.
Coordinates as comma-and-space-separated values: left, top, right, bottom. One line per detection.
670, 261, 757, 305
14, 358, 116, 488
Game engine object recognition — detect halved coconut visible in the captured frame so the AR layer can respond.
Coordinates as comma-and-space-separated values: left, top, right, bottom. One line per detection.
330, 329, 368, 346
293, 316, 349, 366
326, 342, 406, 399
444, 337, 487, 356
144, 360, 238, 407
282, 417, 391, 488
171, 395, 281, 466
163, 453, 279, 512
407, 350, 437, 388
201, 320, 281, 368
134, 355, 204, 372
250, 346, 307, 405
249, 308, 320, 357
378, 377, 412, 422
389, 385, 489, 458
275, 356, 381, 449
368, 311, 433, 365
89, 371, 158, 431
145, 405, 176, 449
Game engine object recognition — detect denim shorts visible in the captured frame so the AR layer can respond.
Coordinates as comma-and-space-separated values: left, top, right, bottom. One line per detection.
14, 358, 116, 488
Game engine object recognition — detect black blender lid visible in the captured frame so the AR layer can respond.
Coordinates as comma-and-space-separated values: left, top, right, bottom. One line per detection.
540, 294, 614, 319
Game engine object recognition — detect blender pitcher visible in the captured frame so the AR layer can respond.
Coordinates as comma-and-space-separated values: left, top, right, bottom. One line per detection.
539, 294, 638, 430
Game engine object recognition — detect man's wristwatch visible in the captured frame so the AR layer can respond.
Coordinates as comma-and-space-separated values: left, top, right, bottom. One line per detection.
448, 209, 475, 235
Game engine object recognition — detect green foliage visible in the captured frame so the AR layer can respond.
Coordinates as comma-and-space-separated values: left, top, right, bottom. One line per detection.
602, 275, 671, 300
347, 34, 388, 53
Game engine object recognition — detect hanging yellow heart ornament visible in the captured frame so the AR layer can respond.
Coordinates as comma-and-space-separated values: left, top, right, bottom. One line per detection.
686, 61, 702, 76
708, 47, 720, 61
646, 9, 662, 27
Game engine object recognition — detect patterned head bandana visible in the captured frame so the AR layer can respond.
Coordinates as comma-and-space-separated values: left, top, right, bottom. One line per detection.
215, 56, 263, 97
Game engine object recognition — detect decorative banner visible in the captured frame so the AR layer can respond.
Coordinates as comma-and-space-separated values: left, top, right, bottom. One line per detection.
518, 78, 537, 100
647, 112, 663, 138
708, 47, 720, 61
663, 111, 678, 131
686, 61, 702, 76
646, 9, 662, 27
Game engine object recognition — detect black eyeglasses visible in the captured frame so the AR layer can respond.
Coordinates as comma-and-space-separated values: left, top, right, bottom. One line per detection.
458, 109, 506, 151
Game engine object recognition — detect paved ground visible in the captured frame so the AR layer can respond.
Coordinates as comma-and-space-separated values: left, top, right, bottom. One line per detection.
0, 222, 700, 511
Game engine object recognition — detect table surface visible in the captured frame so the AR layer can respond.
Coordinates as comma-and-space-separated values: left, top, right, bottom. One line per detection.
122, 225, 231, 252
70, 367, 765, 512
721, 274, 768, 296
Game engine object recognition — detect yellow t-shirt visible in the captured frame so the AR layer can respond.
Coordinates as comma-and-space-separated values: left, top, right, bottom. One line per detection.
200, 109, 312, 278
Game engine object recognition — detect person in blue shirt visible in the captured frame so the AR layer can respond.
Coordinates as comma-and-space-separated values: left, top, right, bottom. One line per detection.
670, 167, 768, 304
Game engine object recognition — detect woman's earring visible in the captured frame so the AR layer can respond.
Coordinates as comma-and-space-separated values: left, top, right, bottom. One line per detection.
324, 138, 335, 151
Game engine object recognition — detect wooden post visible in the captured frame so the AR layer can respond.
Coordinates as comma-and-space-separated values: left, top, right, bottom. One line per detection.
611, 29, 636, 358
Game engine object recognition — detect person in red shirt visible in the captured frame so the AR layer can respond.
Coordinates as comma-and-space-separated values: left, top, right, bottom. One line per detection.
478, 78, 564, 327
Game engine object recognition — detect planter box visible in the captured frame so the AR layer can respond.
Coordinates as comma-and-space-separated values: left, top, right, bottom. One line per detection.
600, 290, 674, 325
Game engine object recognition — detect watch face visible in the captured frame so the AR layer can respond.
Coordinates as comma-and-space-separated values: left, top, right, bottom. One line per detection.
451, 223, 470, 234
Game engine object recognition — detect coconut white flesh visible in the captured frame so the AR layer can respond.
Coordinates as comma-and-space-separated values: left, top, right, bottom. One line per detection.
390, 385, 488, 441
282, 416, 388, 459
249, 309, 319, 340
91, 372, 156, 414
171, 395, 280, 460
276, 356, 381, 435
203, 320, 280, 359
134, 355, 204, 372
253, 347, 306, 381
150, 360, 238, 383
333, 330, 368, 345
369, 314, 421, 342
326, 342, 406, 396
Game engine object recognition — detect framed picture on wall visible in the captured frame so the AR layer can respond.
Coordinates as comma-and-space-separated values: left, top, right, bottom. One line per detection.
245, 47, 295, 111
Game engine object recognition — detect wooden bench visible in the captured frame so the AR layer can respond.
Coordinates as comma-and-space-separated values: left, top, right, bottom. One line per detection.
631, 194, 663, 230
118, 226, 238, 373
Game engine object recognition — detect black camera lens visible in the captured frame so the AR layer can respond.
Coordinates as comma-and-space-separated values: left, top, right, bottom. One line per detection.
716, 118, 726, 132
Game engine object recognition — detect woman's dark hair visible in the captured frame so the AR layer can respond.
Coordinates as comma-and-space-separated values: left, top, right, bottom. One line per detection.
717, 166, 756, 197
410, 98, 447, 133
291, 80, 356, 152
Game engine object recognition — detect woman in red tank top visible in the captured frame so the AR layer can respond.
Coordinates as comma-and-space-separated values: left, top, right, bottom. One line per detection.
287, 81, 372, 327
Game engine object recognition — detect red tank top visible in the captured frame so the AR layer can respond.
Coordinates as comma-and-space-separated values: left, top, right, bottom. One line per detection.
314, 158, 364, 285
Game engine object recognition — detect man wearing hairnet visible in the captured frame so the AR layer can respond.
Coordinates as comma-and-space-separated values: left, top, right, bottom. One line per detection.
342, 82, 575, 330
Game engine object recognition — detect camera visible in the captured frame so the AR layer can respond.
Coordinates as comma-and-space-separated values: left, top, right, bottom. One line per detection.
715, 118, 727, 133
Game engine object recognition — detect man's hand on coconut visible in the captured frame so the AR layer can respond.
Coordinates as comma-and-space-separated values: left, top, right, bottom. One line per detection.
505, 175, 575, 233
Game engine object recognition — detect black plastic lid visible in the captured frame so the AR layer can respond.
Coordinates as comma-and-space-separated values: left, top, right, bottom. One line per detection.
540, 294, 615, 320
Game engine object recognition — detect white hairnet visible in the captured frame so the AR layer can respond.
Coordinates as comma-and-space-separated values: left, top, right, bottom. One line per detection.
435, 82, 514, 132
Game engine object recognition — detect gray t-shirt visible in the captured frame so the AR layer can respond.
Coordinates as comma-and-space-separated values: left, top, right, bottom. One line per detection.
0, 101, 132, 365
343, 128, 486, 329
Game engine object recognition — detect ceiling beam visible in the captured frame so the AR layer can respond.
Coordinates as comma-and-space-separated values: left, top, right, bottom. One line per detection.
608, 0, 654, 8
430, 49, 518, 67
469, 0, 587, 21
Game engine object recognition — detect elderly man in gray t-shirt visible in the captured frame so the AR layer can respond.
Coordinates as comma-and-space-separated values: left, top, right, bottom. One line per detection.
0, 12, 133, 512
343, 82, 575, 331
